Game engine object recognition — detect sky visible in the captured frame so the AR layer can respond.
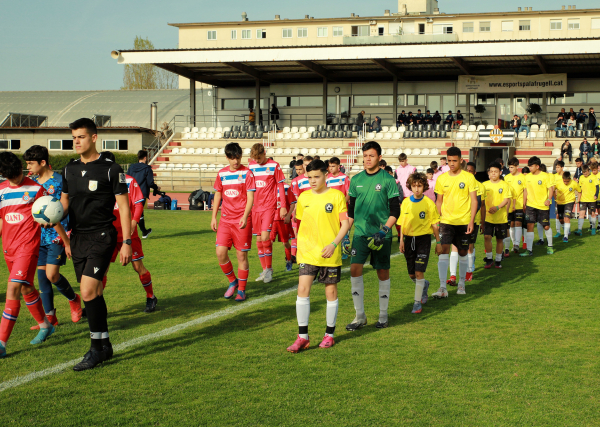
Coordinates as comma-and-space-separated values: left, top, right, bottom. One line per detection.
1, 0, 597, 92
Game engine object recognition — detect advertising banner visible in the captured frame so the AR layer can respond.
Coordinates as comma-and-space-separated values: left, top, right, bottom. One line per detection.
458, 74, 567, 93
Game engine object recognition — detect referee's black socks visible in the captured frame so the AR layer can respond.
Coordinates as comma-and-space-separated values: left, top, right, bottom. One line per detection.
85, 295, 109, 351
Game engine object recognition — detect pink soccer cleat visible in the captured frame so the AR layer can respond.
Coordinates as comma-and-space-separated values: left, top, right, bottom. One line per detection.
287, 335, 310, 353
318, 335, 335, 349
224, 281, 238, 299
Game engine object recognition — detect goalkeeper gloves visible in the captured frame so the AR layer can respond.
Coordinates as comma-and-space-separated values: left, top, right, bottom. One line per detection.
342, 239, 352, 255
367, 225, 391, 251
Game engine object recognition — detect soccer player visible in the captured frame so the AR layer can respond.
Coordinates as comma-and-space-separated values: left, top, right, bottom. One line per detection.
290, 156, 312, 262
212, 143, 255, 302
533, 164, 550, 246
248, 144, 286, 284
553, 160, 566, 238
102, 152, 158, 312
345, 141, 400, 330
271, 183, 296, 272
433, 147, 478, 297
0, 152, 61, 357
286, 160, 349, 352
554, 171, 580, 242
23, 145, 83, 329
505, 157, 526, 253
395, 153, 417, 198
440, 157, 450, 173
481, 162, 511, 269
397, 172, 441, 314
327, 156, 351, 258
127, 150, 161, 239
591, 161, 600, 231
521, 156, 555, 257
575, 165, 599, 236
61, 118, 132, 371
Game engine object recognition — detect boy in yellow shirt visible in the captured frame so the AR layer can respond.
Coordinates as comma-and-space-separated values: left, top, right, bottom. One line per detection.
505, 158, 525, 253
522, 157, 555, 256
287, 160, 350, 353
481, 162, 511, 268
575, 165, 599, 236
555, 171, 581, 242
397, 172, 441, 314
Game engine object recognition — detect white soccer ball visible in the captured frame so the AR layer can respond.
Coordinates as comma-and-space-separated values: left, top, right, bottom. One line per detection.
32, 196, 64, 225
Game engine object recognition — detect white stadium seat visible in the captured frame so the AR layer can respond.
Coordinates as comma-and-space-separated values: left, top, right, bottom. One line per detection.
416, 166, 424, 172
299, 127, 307, 133
465, 132, 474, 140
267, 148, 275, 155
191, 133, 199, 139
158, 163, 167, 170
326, 148, 335, 155
384, 133, 392, 140
191, 164, 200, 171
293, 133, 301, 140
223, 127, 231, 132
208, 127, 215, 133
191, 127, 199, 133
167, 163, 175, 169
243, 148, 251, 155
398, 126, 406, 133
518, 132, 526, 139
283, 127, 291, 133
552, 148, 561, 156
200, 164, 208, 170
180, 147, 188, 154
195, 148, 202, 154
277, 133, 284, 140
477, 125, 485, 131
284, 148, 292, 155
530, 125, 539, 131
317, 148, 326, 155
301, 133, 309, 139
174, 163, 183, 170
307, 127, 316, 133
171, 147, 180, 154
456, 132, 465, 140
200, 127, 207, 133
335, 148, 344, 155
215, 133, 222, 139
182, 132, 191, 140
309, 148, 317, 155
211, 148, 218, 154
198, 133, 206, 139
183, 127, 191, 133
430, 148, 439, 155
275, 148, 283, 155
217, 164, 225, 169
529, 132, 537, 139
413, 148, 421, 155
467, 125, 476, 131
218, 148, 225, 155
215, 127, 223, 133
207, 164, 216, 171
290, 127, 299, 133
183, 164, 191, 170
386, 148, 394, 156
486, 125, 494, 129
422, 148, 430, 155
394, 148, 402, 156
381, 126, 389, 132
393, 132, 401, 139
404, 149, 412, 155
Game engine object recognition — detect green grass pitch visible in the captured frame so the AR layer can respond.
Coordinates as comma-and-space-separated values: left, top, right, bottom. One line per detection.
0, 211, 599, 426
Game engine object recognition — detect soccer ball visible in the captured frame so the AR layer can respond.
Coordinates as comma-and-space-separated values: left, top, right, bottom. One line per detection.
32, 196, 64, 225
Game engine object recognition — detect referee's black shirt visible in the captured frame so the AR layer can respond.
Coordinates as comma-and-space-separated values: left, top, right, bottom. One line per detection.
62, 153, 128, 233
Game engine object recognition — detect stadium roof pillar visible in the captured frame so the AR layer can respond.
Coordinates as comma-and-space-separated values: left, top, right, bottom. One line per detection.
323, 77, 328, 126
255, 79, 260, 126
393, 76, 398, 126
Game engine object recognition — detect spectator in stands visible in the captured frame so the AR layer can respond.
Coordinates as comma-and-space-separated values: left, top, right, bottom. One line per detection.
580, 138, 592, 164
439, 156, 450, 173
379, 159, 387, 170
577, 109, 588, 126
455, 110, 464, 127
127, 150, 160, 238
270, 104, 280, 130
395, 153, 417, 198
356, 110, 365, 134
552, 155, 563, 173
396, 110, 407, 127
444, 110, 454, 128
557, 108, 566, 119
370, 116, 382, 133
433, 111, 442, 125
519, 114, 531, 136
511, 115, 521, 132
424, 110, 433, 125
407, 111, 415, 125
574, 158, 583, 181
568, 108, 575, 118
589, 108, 597, 130
567, 115, 576, 131
561, 140, 573, 163
415, 109, 423, 124
289, 156, 298, 179
591, 138, 600, 159
554, 115, 566, 131
248, 108, 255, 125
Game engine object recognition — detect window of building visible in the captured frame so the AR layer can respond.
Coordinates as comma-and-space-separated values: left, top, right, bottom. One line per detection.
397, 95, 405, 106
297, 27, 308, 38
354, 95, 393, 106
102, 140, 128, 151
351, 25, 369, 37
231, 30, 237, 40
568, 19, 580, 30
222, 99, 265, 109
548, 93, 587, 104
592, 18, 600, 29
207, 31, 217, 40
457, 94, 467, 105
48, 139, 72, 151
257, 29, 266, 39
587, 93, 600, 103
519, 20, 531, 31
407, 95, 425, 106
463, 22, 474, 33
418, 23, 425, 34
477, 94, 496, 105
275, 96, 322, 107
550, 20, 562, 30
333, 26, 343, 37
528, 93, 543, 104
242, 30, 251, 39
317, 27, 328, 37
479, 21, 491, 32
501, 21, 513, 32
378, 27, 385, 36
282, 28, 292, 38
433, 23, 453, 34
0, 140, 21, 150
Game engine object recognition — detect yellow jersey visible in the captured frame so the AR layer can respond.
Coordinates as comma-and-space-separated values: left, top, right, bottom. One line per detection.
474, 181, 485, 224
504, 173, 525, 211
396, 195, 440, 236
555, 179, 581, 205
483, 180, 511, 224
434, 170, 479, 225
579, 174, 600, 203
296, 188, 347, 267
524, 172, 554, 211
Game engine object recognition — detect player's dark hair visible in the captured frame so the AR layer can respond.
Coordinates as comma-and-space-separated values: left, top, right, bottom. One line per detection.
362, 141, 382, 156
540, 164, 547, 172
495, 157, 504, 166
556, 160, 565, 168
563, 171, 571, 179
398, 153, 407, 161
329, 157, 340, 165
466, 161, 476, 169
576, 157, 582, 163
430, 161, 438, 169
224, 142, 242, 159
69, 118, 97, 136
508, 157, 520, 167
101, 151, 116, 162
440, 156, 447, 161
0, 152, 23, 180
527, 156, 541, 166
306, 159, 328, 174
384, 166, 393, 174
426, 168, 434, 174
137, 150, 148, 161
23, 145, 49, 165
488, 161, 502, 171
379, 159, 387, 167
314, 155, 320, 160
447, 146, 462, 158
304, 156, 314, 162
406, 172, 429, 192
522, 166, 530, 173
294, 159, 304, 167
249, 143, 264, 159
582, 165, 590, 173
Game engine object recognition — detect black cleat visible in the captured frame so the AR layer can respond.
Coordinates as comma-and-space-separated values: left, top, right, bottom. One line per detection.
73, 348, 107, 371
103, 343, 114, 360
291, 255, 297, 264
375, 321, 389, 329
345, 317, 367, 331
142, 229, 153, 239
144, 296, 158, 313
81, 307, 87, 318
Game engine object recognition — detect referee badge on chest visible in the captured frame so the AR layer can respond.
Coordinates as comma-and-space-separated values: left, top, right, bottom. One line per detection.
89, 180, 98, 191
375, 184, 382, 191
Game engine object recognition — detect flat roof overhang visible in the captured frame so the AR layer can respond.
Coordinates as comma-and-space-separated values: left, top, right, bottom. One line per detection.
112, 38, 600, 88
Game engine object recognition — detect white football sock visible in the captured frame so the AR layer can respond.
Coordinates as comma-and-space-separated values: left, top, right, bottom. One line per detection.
509, 227, 515, 245
378, 279, 391, 323
526, 232, 535, 250
537, 223, 545, 241
415, 279, 425, 302
486, 251, 493, 260
591, 217, 597, 228
503, 236, 511, 250
467, 253, 473, 273
556, 218, 563, 233
514, 227, 522, 248
545, 228, 553, 247
522, 227, 527, 242
350, 276, 366, 320
458, 255, 468, 285
449, 251, 459, 276
495, 252, 503, 262
564, 222, 571, 237
296, 296, 310, 339
438, 254, 449, 288
578, 218, 584, 230
326, 299, 338, 337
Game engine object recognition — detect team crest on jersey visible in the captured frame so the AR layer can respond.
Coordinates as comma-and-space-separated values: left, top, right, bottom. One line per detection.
538, 180, 542, 185
325, 203, 334, 213
22, 192, 30, 202
498, 188, 503, 194
569, 187, 573, 192
518, 180, 522, 185
47, 185, 55, 195
351, 248, 357, 257
375, 184, 382, 191
299, 263, 305, 268
459, 183, 465, 189
238, 174, 243, 182
419, 211, 426, 219
589, 179, 593, 183
89, 180, 98, 191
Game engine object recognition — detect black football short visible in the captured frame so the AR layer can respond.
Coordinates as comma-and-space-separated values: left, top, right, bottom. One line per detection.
484, 222, 508, 239
71, 227, 118, 283
525, 206, 550, 226
299, 263, 341, 284
439, 223, 470, 251
579, 202, 597, 215
557, 203, 575, 220
468, 224, 479, 244
403, 234, 431, 275
508, 211, 524, 224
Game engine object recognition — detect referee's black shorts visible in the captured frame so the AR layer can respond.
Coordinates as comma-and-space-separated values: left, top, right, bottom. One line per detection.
71, 227, 118, 283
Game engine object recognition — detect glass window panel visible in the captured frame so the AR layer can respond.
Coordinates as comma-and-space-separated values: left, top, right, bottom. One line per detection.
587, 93, 600, 104
397, 95, 405, 106
299, 97, 322, 107
48, 140, 62, 150
358, 25, 369, 36
428, 95, 441, 112
568, 20, 580, 30
528, 93, 543, 104
519, 20, 531, 31
297, 28, 307, 38
282, 28, 292, 38
463, 22, 474, 33
317, 27, 328, 37
378, 96, 393, 106
231, 30, 237, 39
207, 31, 217, 40
592, 18, 600, 30
442, 95, 455, 113
354, 96, 380, 106
502, 21, 513, 32
333, 27, 343, 37
550, 20, 562, 30
479, 21, 491, 32
242, 30, 251, 39
477, 94, 496, 105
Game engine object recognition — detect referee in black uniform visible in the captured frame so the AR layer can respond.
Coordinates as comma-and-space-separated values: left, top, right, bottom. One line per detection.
60, 118, 132, 371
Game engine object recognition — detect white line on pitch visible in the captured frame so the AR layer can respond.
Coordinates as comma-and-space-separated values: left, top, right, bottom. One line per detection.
0, 252, 402, 393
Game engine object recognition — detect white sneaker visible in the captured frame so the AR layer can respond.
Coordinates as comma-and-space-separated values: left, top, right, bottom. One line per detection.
255, 270, 266, 281
431, 287, 449, 299
263, 269, 273, 283
457, 285, 466, 295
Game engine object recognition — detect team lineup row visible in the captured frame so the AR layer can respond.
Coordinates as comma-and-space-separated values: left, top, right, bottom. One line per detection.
211, 141, 598, 352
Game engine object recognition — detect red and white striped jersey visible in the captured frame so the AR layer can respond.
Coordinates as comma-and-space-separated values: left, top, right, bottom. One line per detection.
214, 165, 256, 223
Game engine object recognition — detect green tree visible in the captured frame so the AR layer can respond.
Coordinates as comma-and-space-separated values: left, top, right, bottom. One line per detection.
122, 36, 177, 90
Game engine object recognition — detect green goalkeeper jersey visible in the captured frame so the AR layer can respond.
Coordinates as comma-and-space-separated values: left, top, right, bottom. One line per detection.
348, 168, 400, 239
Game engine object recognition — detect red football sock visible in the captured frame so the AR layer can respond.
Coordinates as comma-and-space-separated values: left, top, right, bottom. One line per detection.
263, 241, 273, 269
291, 238, 297, 256
238, 269, 249, 291
22, 289, 46, 325
139, 271, 154, 298
219, 261, 237, 285
0, 299, 21, 344
102, 276, 107, 290
284, 246, 292, 262
395, 225, 401, 235
256, 241, 266, 270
